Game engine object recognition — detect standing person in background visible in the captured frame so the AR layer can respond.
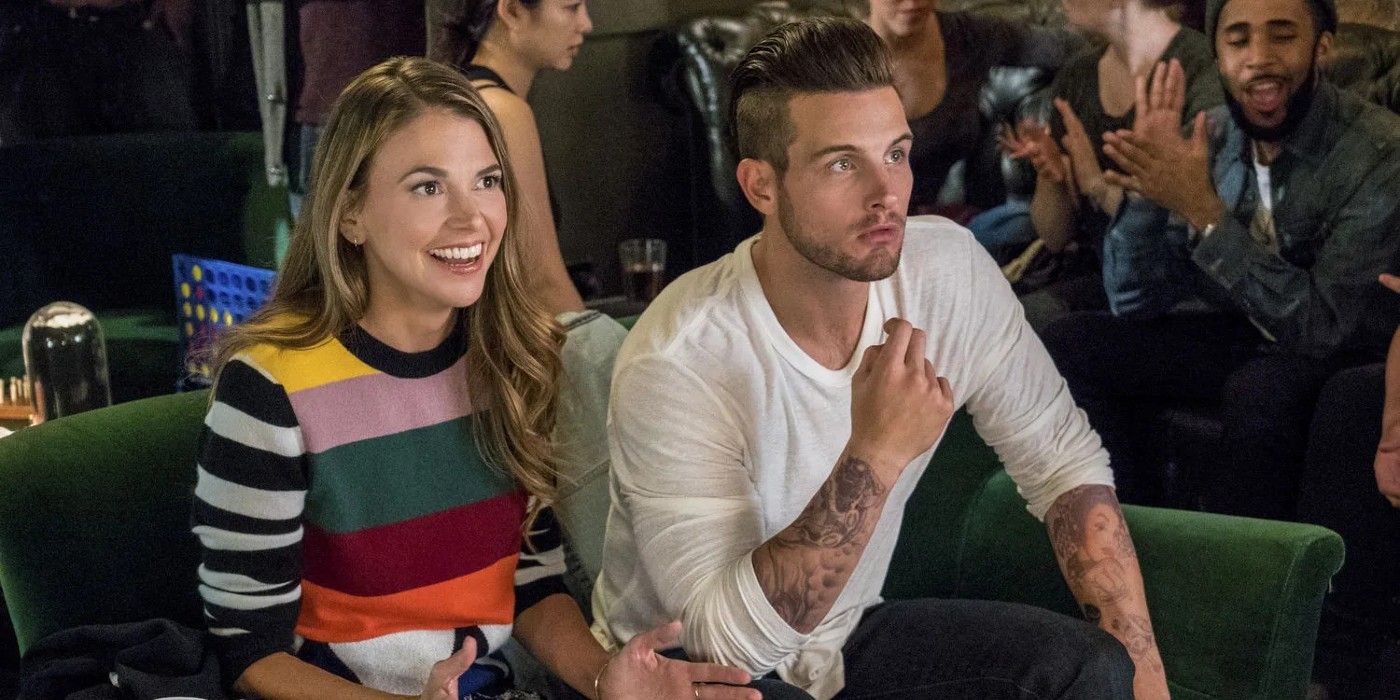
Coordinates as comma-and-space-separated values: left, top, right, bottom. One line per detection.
433, 0, 590, 315
1001, 0, 1221, 330
860, 0, 1076, 225
193, 56, 756, 700
289, 0, 427, 214
0, 0, 196, 145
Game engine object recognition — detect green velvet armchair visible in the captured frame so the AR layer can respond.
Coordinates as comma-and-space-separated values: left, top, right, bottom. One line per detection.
0, 390, 1341, 699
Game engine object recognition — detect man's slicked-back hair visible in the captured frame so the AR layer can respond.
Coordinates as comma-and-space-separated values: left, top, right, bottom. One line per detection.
728, 17, 894, 174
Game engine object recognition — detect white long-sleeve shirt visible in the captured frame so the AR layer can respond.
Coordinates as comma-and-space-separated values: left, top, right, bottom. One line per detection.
590, 217, 1113, 698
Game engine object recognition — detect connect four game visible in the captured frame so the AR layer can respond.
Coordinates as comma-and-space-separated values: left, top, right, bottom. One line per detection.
172, 254, 276, 389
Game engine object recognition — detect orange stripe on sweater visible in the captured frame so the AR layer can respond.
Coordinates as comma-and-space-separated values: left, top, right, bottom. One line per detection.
295, 554, 517, 643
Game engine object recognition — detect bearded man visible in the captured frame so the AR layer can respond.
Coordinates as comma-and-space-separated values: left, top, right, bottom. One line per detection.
591, 17, 1167, 700
1040, 0, 1400, 520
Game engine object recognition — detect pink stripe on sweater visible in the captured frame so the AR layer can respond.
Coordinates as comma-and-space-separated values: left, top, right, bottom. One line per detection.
289, 356, 474, 454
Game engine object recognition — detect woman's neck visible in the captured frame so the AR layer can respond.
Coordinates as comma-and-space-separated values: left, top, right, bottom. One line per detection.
358, 306, 458, 354
1102, 8, 1180, 77
473, 35, 538, 95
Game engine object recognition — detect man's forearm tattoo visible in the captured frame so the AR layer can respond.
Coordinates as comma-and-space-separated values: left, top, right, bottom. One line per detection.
1046, 485, 1161, 671
753, 452, 887, 632
775, 454, 885, 550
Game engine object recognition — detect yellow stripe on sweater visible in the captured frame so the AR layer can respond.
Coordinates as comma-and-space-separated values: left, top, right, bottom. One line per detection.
242, 339, 378, 394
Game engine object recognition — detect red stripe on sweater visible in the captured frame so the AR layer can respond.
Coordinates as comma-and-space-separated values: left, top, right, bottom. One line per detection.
301, 491, 526, 596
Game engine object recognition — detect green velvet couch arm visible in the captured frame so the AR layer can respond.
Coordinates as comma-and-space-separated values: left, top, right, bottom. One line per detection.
0, 390, 211, 653
886, 412, 1343, 700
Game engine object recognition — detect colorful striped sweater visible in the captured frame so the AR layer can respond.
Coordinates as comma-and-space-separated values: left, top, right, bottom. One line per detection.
192, 320, 567, 695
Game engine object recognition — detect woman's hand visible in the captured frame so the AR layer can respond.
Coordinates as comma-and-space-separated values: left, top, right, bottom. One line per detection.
598, 621, 759, 700
1000, 118, 1071, 187
1054, 98, 1119, 213
418, 638, 477, 700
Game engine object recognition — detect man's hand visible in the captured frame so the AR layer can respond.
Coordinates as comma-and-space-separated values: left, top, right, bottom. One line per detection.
1102, 59, 1225, 230
1379, 291, 1400, 508
417, 638, 476, 700
849, 318, 955, 484
752, 319, 953, 634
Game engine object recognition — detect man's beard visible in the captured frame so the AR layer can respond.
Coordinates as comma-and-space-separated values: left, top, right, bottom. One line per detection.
776, 189, 902, 283
1222, 60, 1318, 144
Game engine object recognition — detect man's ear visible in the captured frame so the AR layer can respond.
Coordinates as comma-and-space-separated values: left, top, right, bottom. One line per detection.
1314, 30, 1334, 68
736, 158, 780, 218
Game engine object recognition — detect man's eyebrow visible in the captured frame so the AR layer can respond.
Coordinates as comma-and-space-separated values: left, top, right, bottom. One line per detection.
1221, 18, 1299, 34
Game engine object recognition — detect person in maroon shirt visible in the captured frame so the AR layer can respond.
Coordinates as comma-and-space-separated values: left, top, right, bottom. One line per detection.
287, 0, 428, 215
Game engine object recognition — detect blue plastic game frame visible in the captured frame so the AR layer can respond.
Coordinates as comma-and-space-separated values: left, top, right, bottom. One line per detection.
172, 254, 276, 389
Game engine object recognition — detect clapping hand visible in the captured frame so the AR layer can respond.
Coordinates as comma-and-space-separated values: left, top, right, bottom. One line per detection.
598, 621, 759, 700
1000, 118, 1072, 189
1054, 98, 1119, 212
1102, 59, 1224, 230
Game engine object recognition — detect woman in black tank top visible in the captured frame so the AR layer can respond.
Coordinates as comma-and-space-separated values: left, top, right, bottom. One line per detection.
432, 0, 593, 315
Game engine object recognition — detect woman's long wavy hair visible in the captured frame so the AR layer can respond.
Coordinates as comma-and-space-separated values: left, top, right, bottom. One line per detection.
211, 56, 564, 519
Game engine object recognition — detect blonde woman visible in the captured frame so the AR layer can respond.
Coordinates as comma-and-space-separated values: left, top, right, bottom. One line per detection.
191, 57, 755, 700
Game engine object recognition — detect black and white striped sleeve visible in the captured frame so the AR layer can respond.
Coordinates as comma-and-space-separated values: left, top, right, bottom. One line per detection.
191, 357, 308, 687
513, 505, 569, 616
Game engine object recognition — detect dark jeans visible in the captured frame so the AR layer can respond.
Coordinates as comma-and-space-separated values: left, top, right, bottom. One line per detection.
832, 600, 1132, 699
670, 599, 1133, 699
0, 2, 196, 144
1298, 363, 1398, 623
1295, 363, 1400, 698
1040, 311, 1361, 519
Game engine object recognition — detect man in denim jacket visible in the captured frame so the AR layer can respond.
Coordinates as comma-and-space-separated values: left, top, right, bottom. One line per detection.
1039, 0, 1400, 520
